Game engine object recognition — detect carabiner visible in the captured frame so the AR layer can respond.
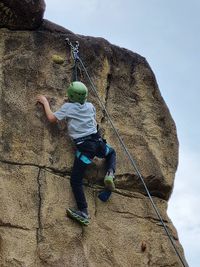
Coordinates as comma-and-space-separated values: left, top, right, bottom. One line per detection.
65, 38, 79, 61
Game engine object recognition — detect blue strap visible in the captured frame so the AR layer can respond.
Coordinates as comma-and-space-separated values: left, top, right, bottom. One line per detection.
76, 150, 92, 164
105, 144, 111, 156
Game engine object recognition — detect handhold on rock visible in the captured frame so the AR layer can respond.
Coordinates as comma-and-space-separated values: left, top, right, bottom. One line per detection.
141, 241, 147, 252
52, 55, 65, 64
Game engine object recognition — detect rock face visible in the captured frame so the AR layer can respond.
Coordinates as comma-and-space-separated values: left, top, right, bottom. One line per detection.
0, 3, 188, 267
0, 0, 45, 30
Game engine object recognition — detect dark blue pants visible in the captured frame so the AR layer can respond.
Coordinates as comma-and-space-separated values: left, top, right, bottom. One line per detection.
70, 138, 116, 211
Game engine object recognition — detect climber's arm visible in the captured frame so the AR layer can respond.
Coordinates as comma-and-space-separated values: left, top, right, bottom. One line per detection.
37, 95, 57, 123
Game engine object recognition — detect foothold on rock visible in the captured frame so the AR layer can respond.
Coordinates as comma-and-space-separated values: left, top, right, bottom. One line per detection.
141, 241, 147, 252
52, 54, 65, 64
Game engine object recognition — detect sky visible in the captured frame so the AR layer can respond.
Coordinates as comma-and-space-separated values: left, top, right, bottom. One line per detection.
44, 1, 200, 266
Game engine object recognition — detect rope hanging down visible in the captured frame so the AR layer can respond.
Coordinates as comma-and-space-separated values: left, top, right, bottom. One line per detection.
65, 38, 186, 267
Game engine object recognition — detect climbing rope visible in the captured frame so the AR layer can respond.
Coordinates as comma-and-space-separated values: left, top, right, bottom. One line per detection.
65, 38, 186, 267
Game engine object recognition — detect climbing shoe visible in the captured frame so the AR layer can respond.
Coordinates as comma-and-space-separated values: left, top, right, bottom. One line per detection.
104, 170, 115, 191
66, 208, 90, 226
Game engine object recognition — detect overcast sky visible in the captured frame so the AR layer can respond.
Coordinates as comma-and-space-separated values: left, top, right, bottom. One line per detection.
44, 1, 200, 266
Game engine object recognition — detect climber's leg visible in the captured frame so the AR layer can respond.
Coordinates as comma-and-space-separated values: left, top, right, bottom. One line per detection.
96, 141, 116, 191
105, 145, 116, 174
70, 153, 91, 213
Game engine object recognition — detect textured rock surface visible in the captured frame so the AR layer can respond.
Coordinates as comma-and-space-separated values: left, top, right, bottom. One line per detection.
0, 0, 45, 30
0, 11, 188, 267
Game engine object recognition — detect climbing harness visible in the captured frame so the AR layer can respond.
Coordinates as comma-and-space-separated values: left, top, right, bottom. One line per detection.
65, 38, 186, 267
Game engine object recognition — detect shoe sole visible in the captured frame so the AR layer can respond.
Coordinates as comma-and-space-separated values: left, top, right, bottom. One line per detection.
66, 208, 89, 226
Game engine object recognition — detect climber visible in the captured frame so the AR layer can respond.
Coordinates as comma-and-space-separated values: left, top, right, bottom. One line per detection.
37, 81, 116, 226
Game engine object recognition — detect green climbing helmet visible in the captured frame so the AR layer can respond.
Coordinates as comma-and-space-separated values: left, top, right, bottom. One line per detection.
67, 81, 88, 104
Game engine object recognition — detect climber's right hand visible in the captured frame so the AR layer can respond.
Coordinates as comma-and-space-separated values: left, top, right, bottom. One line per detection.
37, 95, 48, 105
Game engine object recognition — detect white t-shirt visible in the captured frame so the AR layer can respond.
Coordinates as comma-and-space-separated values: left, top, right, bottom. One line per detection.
54, 102, 97, 139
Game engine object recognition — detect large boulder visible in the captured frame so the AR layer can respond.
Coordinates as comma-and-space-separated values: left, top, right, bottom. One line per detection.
0, 15, 188, 267
0, 21, 178, 200
0, 0, 45, 30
